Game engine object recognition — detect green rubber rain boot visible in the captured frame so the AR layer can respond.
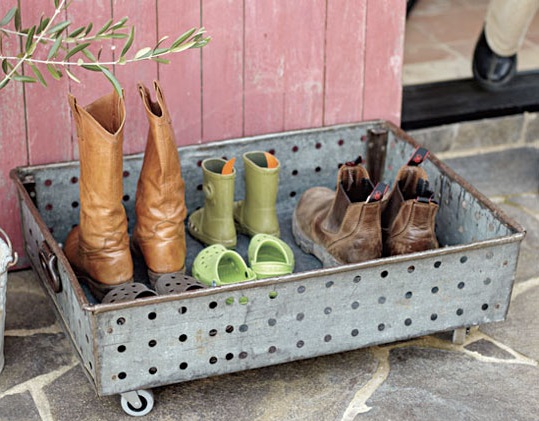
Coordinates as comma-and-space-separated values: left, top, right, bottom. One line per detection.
234, 151, 280, 237
188, 158, 237, 248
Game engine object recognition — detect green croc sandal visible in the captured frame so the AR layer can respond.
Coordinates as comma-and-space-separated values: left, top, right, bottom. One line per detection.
192, 244, 256, 286
248, 234, 294, 279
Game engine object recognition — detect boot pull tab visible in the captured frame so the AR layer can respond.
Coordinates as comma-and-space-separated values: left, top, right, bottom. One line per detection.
407, 147, 429, 166
221, 157, 236, 175
264, 152, 279, 169
344, 155, 363, 167
153, 80, 165, 105
67, 94, 84, 138
340, 155, 362, 189
67, 94, 78, 112
366, 182, 389, 203
137, 82, 149, 100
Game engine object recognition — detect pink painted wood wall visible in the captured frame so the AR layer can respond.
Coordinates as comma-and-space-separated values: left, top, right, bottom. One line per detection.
0, 0, 406, 263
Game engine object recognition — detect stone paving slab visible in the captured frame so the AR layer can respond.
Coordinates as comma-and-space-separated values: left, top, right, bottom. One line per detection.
362, 345, 539, 421
0, 139, 538, 420
480, 283, 539, 362
497, 201, 539, 282
0, 392, 42, 421
441, 146, 539, 198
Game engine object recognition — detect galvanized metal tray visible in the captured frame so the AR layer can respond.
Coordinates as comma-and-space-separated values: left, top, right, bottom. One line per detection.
11, 120, 525, 416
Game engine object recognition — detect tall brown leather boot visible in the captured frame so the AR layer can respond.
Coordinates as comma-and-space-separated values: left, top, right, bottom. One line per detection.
292, 159, 386, 267
132, 81, 187, 284
64, 91, 134, 295
382, 148, 439, 256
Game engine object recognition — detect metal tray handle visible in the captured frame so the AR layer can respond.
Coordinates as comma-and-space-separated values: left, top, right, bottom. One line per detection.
39, 241, 62, 293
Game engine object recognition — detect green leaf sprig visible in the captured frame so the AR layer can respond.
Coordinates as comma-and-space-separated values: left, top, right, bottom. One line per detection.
0, 0, 210, 93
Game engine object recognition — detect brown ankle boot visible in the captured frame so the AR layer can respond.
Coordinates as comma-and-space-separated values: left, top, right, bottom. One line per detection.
132, 81, 187, 284
292, 159, 386, 266
64, 91, 133, 293
382, 148, 439, 256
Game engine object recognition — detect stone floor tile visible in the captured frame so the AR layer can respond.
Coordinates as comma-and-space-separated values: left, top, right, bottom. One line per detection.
453, 115, 525, 150
481, 284, 539, 361
362, 347, 539, 421
44, 349, 376, 420
524, 113, 539, 144
45, 365, 120, 421
497, 203, 539, 282
0, 333, 73, 392
0, 391, 41, 421
508, 193, 539, 213
464, 339, 515, 359
5, 283, 56, 331
443, 147, 539, 197
409, 125, 458, 153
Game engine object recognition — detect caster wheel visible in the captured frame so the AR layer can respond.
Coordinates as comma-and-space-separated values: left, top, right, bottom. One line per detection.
120, 389, 154, 417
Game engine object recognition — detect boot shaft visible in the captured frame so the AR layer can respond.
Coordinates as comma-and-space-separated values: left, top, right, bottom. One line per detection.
65, 91, 133, 285
382, 161, 439, 256
135, 81, 187, 229
202, 158, 236, 221
236, 151, 280, 236
243, 151, 279, 205
187, 158, 237, 248
68, 91, 128, 251
199, 158, 237, 244
323, 162, 373, 231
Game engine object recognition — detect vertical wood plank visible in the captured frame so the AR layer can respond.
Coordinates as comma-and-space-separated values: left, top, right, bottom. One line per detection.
281, 0, 325, 131
244, 1, 325, 136
324, 0, 367, 126
66, 0, 114, 159
113, 0, 158, 154
362, 0, 406, 125
20, 1, 72, 165
157, 0, 202, 146
244, 1, 286, 136
201, 0, 243, 142
66, 0, 114, 106
0, 3, 29, 261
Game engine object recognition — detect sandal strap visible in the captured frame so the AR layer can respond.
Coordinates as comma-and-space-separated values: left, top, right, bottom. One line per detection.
101, 282, 157, 304
248, 234, 294, 279
193, 244, 256, 286
155, 273, 206, 295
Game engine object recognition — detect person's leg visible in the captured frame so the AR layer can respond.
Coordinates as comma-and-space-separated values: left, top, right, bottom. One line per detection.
485, 0, 539, 56
473, 0, 539, 90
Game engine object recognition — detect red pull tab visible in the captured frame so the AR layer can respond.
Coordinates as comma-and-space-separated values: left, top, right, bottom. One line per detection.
407, 147, 429, 166
344, 155, 363, 167
366, 182, 389, 203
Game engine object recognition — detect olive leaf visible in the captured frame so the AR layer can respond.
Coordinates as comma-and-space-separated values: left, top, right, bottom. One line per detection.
29, 63, 47, 87
0, 1, 210, 93
0, 7, 17, 28
120, 26, 134, 58
64, 42, 90, 60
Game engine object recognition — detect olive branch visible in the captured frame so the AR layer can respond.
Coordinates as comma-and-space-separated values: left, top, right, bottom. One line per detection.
0, 0, 210, 94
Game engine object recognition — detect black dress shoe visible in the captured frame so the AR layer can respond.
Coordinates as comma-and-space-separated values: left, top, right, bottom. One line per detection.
472, 29, 517, 91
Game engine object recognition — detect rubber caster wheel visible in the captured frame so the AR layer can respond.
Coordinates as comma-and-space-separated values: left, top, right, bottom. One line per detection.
120, 389, 154, 416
